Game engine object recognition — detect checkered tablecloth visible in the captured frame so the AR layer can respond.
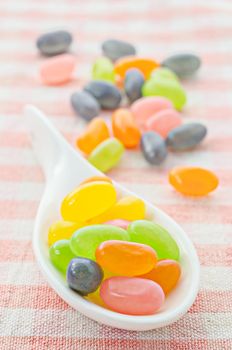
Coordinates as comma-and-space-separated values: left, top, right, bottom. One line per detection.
0, 0, 232, 349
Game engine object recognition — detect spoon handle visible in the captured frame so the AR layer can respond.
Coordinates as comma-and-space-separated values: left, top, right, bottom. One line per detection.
24, 105, 72, 181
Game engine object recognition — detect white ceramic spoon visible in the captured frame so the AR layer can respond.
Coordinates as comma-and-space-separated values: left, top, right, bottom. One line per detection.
25, 105, 200, 331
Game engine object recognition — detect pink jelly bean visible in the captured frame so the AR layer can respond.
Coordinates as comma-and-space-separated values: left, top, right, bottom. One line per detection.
100, 276, 165, 315
104, 219, 131, 230
145, 108, 182, 138
130, 96, 173, 128
40, 54, 75, 86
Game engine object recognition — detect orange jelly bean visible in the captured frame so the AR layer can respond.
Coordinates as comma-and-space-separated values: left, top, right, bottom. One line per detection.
112, 108, 141, 148
76, 117, 110, 155
80, 176, 112, 186
141, 259, 181, 294
96, 240, 157, 276
114, 56, 159, 79
169, 166, 219, 197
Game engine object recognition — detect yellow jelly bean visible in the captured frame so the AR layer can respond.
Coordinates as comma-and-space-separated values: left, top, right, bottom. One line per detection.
89, 196, 146, 224
48, 220, 83, 246
61, 181, 117, 222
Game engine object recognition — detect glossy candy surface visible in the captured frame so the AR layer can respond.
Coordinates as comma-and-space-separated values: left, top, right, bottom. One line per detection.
40, 54, 75, 86
96, 240, 157, 276
48, 220, 83, 246
128, 220, 180, 261
88, 138, 124, 172
169, 166, 219, 196
49, 239, 76, 274
142, 76, 187, 110
151, 67, 178, 81
71, 91, 100, 121
80, 176, 112, 186
112, 108, 141, 148
36, 30, 72, 56
67, 257, 103, 295
131, 96, 173, 128
114, 57, 159, 79
141, 259, 181, 294
166, 123, 207, 151
124, 68, 144, 102
92, 57, 115, 83
145, 108, 182, 138
141, 131, 168, 165
102, 39, 136, 61
61, 181, 117, 222
76, 117, 110, 154
90, 196, 146, 223
100, 277, 165, 315
162, 53, 201, 78
70, 225, 129, 260
84, 81, 122, 109
104, 219, 130, 230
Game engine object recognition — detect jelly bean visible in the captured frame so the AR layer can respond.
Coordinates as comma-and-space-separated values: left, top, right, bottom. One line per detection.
124, 68, 144, 102
36, 30, 72, 56
145, 108, 182, 138
85, 289, 107, 308
80, 176, 112, 186
141, 131, 167, 165
104, 219, 130, 230
88, 138, 124, 172
102, 39, 136, 62
141, 259, 181, 294
61, 181, 117, 222
112, 108, 141, 148
100, 277, 165, 315
151, 67, 178, 82
48, 220, 83, 246
49, 239, 76, 274
92, 57, 115, 83
89, 196, 146, 224
169, 166, 219, 196
67, 257, 103, 295
131, 96, 173, 128
76, 117, 110, 154
84, 81, 122, 109
166, 123, 207, 151
162, 53, 201, 78
142, 76, 187, 111
96, 240, 157, 276
128, 220, 180, 261
70, 225, 129, 260
40, 54, 75, 86
114, 57, 159, 79
71, 91, 100, 121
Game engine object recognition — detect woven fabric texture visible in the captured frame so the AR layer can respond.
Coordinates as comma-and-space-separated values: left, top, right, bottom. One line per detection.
0, 0, 232, 349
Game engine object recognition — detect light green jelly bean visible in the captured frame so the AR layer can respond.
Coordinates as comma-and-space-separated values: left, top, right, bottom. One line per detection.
88, 138, 124, 173
151, 67, 179, 82
128, 220, 180, 261
142, 76, 187, 111
49, 239, 76, 274
70, 225, 130, 260
92, 57, 115, 83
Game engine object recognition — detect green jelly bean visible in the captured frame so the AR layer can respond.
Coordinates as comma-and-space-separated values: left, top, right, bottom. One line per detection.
142, 76, 187, 111
151, 67, 179, 82
70, 224, 130, 260
88, 138, 124, 173
128, 220, 180, 261
92, 57, 115, 83
49, 239, 76, 274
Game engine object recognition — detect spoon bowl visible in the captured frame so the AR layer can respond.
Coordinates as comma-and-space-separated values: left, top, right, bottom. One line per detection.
25, 105, 200, 331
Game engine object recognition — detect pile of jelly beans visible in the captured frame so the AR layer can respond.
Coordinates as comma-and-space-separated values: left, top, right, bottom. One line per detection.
49, 176, 182, 315
36, 31, 218, 197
